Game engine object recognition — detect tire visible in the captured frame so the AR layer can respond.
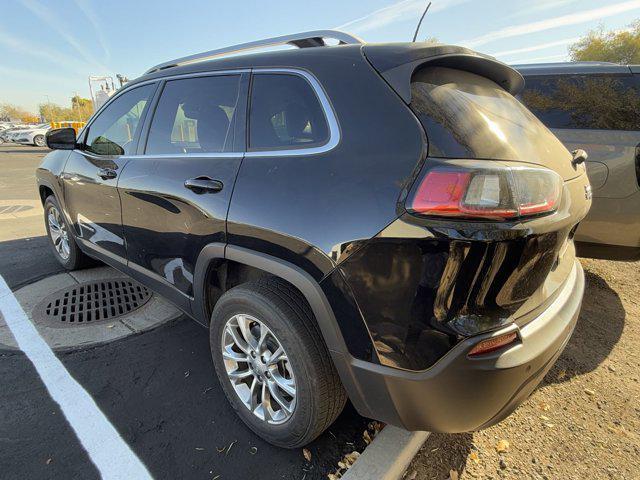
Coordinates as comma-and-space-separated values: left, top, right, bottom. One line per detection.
33, 134, 46, 147
210, 277, 347, 448
43, 195, 92, 270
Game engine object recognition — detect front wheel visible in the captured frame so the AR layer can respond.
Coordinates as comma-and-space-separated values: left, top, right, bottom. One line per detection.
33, 134, 46, 147
210, 278, 346, 448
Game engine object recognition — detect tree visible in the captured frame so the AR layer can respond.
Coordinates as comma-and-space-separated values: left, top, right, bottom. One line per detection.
570, 21, 640, 64
71, 96, 94, 121
0, 103, 37, 123
38, 96, 94, 122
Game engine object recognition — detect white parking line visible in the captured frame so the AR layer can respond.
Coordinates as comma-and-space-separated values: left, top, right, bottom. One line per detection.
0, 274, 153, 480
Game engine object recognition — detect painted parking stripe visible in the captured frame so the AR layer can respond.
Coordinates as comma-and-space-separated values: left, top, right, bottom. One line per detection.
0, 274, 153, 480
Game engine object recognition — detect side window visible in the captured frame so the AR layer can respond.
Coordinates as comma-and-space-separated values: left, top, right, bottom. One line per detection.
146, 75, 241, 154
249, 73, 329, 150
84, 84, 154, 156
520, 74, 640, 130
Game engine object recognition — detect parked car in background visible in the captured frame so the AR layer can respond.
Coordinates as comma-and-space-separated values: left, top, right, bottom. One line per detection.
516, 62, 640, 261
37, 32, 591, 448
0, 125, 28, 143
12, 123, 51, 146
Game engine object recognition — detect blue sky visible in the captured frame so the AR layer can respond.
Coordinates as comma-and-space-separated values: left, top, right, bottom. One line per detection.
1, 0, 639, 112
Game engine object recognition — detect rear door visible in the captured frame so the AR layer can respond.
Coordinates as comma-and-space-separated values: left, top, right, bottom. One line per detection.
62, 83, 156, 263
117, 72, 248, 311
520, 73, 640, 259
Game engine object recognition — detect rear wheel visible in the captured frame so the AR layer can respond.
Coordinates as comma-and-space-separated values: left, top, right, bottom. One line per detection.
44, 195, 92, 270
33, 134, 46, 147
210, 278, 346, 448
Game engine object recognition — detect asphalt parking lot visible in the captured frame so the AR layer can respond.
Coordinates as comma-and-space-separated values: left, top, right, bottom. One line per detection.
0, 144, 370, 479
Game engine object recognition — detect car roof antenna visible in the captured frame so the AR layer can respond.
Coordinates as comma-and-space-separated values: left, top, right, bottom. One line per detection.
412, 1, 432, 42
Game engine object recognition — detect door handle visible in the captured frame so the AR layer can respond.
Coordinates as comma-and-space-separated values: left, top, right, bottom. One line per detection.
184, 177, 223, 193
97, 168, 117, 180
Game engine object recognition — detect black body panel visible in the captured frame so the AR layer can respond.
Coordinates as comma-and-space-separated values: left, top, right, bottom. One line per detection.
34, 40, 590, 434
226, 47, 426, 280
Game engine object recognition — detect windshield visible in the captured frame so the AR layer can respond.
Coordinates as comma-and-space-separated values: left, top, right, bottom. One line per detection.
410, 66, 571, 165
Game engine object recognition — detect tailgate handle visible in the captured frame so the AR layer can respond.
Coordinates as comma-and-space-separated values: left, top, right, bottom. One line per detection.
184, 176, 223, 193
571, 149, 588, 166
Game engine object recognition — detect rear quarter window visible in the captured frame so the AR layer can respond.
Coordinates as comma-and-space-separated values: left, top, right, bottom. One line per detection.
519, 74, 640, 131
248, 73, 329, 151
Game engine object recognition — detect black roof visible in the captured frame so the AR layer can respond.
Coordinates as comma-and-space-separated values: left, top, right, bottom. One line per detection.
126, 42, 524, 106
128, 44, 366, 87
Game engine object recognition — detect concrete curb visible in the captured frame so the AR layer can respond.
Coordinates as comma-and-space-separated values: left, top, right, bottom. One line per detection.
0, 266, 182, 351
341, 426, 429, 480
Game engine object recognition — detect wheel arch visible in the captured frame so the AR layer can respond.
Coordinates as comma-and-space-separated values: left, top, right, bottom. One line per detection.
192, 243, 380, 419
39, 184, 55, 204
193, 243, 348, 354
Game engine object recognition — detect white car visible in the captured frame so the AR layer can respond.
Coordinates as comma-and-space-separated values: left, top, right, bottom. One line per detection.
11, 123, 51, 146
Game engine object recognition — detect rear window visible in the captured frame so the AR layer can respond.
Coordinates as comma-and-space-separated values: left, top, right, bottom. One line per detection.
519, 74, 640, 131
410, 66, 567, 161
249, 73, 329, 151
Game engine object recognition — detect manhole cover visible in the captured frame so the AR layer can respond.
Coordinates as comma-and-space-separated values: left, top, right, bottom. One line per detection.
0, 204, 34, 215
33, 278, 152, 325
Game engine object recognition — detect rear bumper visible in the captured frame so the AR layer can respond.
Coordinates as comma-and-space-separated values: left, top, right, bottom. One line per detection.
334, 259, 584, 432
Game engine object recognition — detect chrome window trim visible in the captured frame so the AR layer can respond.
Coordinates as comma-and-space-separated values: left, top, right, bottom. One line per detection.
81, 67, 339, 160
245, 68, 340, 157
82, 69, 250, 135
125, 152, 244, 160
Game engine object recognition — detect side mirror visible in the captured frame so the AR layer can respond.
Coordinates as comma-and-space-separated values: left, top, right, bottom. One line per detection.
45, 128, 77, 150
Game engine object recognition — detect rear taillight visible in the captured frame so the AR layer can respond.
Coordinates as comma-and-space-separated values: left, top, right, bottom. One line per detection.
408, 163, 562, 221
468, 331, 518, 357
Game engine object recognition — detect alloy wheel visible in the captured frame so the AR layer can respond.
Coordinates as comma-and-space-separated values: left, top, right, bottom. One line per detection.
221, 314, 296, 424
47, 205, 70, 260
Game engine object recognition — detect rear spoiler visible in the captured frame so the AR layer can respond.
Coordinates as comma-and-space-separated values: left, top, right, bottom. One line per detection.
362, 43, 525, 104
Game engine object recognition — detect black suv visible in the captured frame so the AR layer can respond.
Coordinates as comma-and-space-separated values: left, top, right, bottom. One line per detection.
37, 31, 591, 448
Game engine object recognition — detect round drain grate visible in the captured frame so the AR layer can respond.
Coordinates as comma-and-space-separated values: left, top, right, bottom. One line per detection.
34, 278, 152, 325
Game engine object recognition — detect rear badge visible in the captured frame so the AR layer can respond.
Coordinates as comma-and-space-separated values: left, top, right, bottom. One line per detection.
584, 184, 593, 200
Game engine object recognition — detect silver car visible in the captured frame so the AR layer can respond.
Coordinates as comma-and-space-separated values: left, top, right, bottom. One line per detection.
516, 62, 640, 261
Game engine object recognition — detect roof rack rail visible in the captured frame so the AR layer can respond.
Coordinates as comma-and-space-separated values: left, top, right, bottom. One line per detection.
144, 30, 364, 74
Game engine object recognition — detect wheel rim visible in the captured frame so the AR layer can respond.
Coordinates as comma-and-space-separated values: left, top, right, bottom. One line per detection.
221, 314, 296, 425
35, 136, 45, 146
47, 205, 70, 260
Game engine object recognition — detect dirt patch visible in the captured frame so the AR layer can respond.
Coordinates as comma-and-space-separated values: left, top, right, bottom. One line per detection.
408, 258, 640, 480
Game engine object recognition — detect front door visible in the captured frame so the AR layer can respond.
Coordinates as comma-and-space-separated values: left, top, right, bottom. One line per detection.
117, 73, 248, 310
62, 83, 157, 263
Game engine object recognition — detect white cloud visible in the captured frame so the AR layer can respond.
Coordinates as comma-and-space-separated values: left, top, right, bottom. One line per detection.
0, 65, 79, 87
20, 0, 110, 72
505, 0, 580, 20
463, 0, 640, 48
0, 27, 91, 76
73, 0, 110, 62
490, 36, 581, 58
511, 53, 569, 64
336, 0, 470, 34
